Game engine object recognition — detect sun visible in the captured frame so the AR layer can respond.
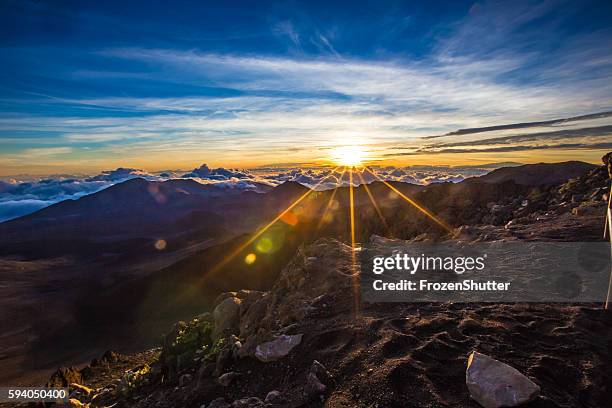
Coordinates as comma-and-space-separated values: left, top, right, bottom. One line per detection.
330, 145, 366, 167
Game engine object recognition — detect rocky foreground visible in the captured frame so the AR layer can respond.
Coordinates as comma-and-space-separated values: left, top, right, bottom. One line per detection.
46, 247, 612, 407
29, 156, 612, 408
46, 235, 611, 407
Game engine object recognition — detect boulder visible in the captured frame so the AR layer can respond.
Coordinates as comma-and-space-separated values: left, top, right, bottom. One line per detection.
212, 296, 242, 341
236, 289, 265, 304
47, 367, 83, 388
466, 351, 540, 408
254, 334, 303, 362
214, 292, 237, 306
239, 295, 271, 345
218, 371, 240, 387
264, 390, 284, 404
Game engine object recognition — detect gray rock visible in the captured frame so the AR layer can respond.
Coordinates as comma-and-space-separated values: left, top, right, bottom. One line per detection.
218, 371, 240, 387
236, 290, 265, 314
466, 351, 540, 408
196, 312, 213, 323
213, 297, 242, 341
214, 292, 237, 307
264, 390, 283, 404
254, 334, 303, 362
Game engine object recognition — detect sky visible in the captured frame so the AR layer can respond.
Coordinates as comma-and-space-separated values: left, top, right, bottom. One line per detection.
1, 0, 612, 176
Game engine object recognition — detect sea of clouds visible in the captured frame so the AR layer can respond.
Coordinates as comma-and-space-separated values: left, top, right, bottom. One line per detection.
0, 163, 513, 222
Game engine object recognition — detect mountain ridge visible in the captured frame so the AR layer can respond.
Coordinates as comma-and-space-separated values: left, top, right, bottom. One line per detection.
474, 160, 596, 185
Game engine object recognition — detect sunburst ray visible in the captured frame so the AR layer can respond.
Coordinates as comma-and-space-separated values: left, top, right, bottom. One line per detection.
364, 167, 451, 232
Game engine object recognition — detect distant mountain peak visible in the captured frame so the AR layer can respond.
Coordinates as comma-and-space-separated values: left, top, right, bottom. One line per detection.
476, 161, 597, 186
272, 180, 310, 191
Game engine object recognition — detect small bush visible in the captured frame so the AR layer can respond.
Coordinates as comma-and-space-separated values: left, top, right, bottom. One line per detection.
160, 316, 222, 377
119, 364, 151, 394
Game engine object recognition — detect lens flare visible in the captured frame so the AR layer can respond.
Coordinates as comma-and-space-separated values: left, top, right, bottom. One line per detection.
244, 253, 256, 264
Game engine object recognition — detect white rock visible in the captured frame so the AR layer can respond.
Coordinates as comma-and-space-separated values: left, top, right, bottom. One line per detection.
254, 334, 303, 362
466, 351, 540, 408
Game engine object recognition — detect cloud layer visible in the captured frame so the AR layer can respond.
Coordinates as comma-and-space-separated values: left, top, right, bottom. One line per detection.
0, 162, 514, 222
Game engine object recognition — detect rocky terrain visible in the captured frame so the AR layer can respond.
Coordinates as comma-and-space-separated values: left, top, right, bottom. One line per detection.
38, 238, 611, 408
1, 155, 611, 407
13, 155, 609, 408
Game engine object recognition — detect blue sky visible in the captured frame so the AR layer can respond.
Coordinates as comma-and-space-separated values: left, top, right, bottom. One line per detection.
1, 0, 612, 175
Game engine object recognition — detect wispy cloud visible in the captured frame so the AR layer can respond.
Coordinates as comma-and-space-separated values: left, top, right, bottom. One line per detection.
1, 0, 611, 174
425, 111, 612, 138
98, 47, 610, 118
386, 142, 612, 156
272, 20, 302, 49
21, 147, 73, 157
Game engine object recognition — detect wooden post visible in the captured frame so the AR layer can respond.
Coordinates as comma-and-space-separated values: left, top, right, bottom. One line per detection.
605, 185, 612, 310
605, 184, 610, 239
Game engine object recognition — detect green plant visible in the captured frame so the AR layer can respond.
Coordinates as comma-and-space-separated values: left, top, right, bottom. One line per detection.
161, 317, 220, 372
199, 337, 225, 362
120, 364, 151, 394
